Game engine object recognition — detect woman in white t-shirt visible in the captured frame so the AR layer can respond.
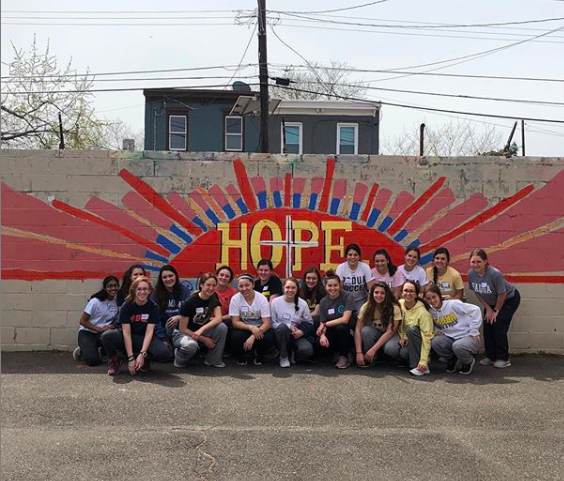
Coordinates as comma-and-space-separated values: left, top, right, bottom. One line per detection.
229, 274, 275, 366
336, 243, 375, 313
271, 277, 315, 367
398, 246, 429, 289
370, 248, 404, 300
73, 276, 120, 366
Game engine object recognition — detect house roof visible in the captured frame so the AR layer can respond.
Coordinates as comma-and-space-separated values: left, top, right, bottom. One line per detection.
143, 88, 259, 100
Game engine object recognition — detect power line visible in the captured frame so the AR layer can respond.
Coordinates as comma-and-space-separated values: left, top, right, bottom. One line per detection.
273, 85, 564, 124
0, 75, 257, 84
275, 1, 397, 15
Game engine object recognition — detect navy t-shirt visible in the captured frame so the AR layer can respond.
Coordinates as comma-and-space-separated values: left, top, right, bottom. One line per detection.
119, 300, 160, 337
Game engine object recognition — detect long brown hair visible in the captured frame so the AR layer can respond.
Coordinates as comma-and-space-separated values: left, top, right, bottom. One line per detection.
299, 266, 325, 306
360, 281, 399, 329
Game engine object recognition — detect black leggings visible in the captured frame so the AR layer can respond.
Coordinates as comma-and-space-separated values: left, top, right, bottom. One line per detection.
483, 290, 521, 362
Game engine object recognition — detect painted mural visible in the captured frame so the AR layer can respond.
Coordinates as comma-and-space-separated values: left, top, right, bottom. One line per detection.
2, 157, 564, 283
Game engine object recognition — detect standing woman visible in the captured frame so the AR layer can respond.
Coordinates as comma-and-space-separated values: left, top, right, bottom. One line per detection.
425, 247, 465, 300
370, 248, 404, 299
398, 246, 429, 288
271, 277, 315, 367
116, 264, 147, 307
74, 276, 120, 366
101, 277, 170, 376
384, 280, 434, 376
424, 284, 482, 375
254, 259, 283, 301
173, 273, 227, 368
317, 270, 356, 369
152, 264, 192, 358
354, 281, 402, 368
468, 249, 521, 368
229, 274, 275, 365
336, 243, 375, 313
299, 266, 326, 321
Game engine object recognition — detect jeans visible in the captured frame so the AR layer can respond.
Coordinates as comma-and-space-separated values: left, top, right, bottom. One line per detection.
100, 329, 171, 362
77, 329, 104, 366
274, 324, 314, 362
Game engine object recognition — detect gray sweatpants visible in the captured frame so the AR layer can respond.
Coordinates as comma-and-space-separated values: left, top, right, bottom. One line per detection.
361, 325, 385, 353
172, 323, 227, 366
383, 327, 423, 368
432, 335, 480, 366
274, 324, 314, 362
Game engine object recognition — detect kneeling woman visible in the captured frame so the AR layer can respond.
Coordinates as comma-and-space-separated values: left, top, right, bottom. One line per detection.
424, 284, 482, 375
271, 277, 315, 367
229, 274, 275, 365
75, 276, 120, 366
173, 273, 228, 368
384, 280, 434, 376
354, 282, 402, 367
101, 277, 170, 376
317, 270, 356, 369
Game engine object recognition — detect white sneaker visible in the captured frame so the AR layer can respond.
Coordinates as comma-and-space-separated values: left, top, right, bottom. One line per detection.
494, 359, 511, 369
204, 360, 226, 368
72, 347, 82, 361
409, 366, 430, 376
279, 356, 291, 368
479, 358, 494, 366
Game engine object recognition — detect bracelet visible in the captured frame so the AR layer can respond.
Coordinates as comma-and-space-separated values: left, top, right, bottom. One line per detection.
127, 355, 135, 362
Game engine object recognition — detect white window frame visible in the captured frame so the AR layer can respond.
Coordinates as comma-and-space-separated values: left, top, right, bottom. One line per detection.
281, 122, 303, 155
337, 123, 359, 155
169, 115, 187, 151
225, 115, 243, 152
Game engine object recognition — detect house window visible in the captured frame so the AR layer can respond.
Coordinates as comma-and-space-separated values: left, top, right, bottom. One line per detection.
281, 122, 302, 154
337, 123, 358, 155
169, 115, 187, 150
225, 116, 243, 151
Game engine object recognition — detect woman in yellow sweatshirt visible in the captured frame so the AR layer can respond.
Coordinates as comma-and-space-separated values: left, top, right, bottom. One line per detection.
383, 280, 434, 377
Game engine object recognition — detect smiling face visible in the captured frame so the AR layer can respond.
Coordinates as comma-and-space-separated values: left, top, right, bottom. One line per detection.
134, 280, 151, 304
470, 255, 487, 274
257, 265, 272, 283
200, 277, 217, 298
401, 283, 417, 303
424, 290, 442, 309
238, 278, 254, 299
373, 286, 386, 305
305, 272, 319, 289
160, 269, 177, 291
283, 280, 298, 301
131, 267, 145, 282
105, 280, 119, 299
326, 278, 341, 298
217, 268, 232, 287
404, 249, 419, 269
373, 254, 389, 274
346, 249, 360, 268
433, 253, 449, 272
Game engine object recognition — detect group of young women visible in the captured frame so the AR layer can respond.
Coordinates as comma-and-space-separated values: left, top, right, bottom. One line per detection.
73, 245, 520, 377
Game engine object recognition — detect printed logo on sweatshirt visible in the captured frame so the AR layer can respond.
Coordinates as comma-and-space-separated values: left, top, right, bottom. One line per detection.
342, 276, 367, 292
435, 313, 459, 329
471, 282, 493, 295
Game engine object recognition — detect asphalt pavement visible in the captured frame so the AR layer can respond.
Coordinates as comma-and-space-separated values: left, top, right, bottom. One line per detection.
1, 352, 563, 481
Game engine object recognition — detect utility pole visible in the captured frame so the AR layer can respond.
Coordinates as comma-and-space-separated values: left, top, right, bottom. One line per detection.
257, 0, 269, 153
521, 119, 526, 156
419, 123, 425, 156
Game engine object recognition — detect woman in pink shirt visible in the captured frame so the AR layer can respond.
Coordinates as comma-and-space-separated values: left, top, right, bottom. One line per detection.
371, 249, 403, 300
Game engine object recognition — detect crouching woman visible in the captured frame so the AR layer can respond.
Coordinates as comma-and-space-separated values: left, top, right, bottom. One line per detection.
101, 277, 170, 376
424, 284, 482, 375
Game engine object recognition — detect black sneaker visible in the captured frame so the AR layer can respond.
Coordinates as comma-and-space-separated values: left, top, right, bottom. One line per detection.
139, 358, 151, 373
446, 359, 458, 373
459, 358, 475, 375
237, 357, 248, 366
254, 354, 263, 366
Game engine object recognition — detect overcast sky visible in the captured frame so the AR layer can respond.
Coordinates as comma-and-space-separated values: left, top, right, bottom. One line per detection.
2, 0, 563, 155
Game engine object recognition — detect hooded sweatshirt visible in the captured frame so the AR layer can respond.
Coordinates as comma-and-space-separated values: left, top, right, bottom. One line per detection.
398, 299, 434, 366
429, 299, 482, 339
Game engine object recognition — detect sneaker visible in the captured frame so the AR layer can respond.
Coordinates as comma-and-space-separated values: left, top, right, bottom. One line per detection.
446, 359, 458, 373
459, 358, 475, 375
204, 360, 226, 368
479, 357, 494, 366
254, 354, 263, 366
107, 355, 122, 376
72, 347, 82, 361
290, 352, 295, 364
279, 356, 291, 368
173, 358, 185, 368
139, 358, 151, 372
237, 357, 248, 366
335, 355, 350, 369
409, 365, 431, 376
494, 359, 511, 369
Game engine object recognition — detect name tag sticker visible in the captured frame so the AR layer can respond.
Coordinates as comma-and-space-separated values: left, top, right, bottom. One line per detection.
263, 286, 268, 291
328, 308, 335, 315
241, 306, 249, 312
196, 307, 204, 314
141, 314, 149, 321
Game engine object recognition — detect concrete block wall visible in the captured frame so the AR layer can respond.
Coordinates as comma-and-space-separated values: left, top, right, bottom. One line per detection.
1, 150, 563, 352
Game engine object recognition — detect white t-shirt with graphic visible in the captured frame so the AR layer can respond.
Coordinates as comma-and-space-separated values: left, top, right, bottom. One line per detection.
336, 262, 375, 312
229, 291, 271, 327
79, 297, 118, 333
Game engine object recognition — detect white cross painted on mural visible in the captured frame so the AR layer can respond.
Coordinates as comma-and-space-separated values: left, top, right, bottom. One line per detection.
260, 215, 319, 277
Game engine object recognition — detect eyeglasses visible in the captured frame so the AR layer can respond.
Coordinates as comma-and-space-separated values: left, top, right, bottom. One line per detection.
402, 289, 416, 294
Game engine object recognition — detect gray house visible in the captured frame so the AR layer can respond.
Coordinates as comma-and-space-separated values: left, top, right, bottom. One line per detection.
144, 87, 380, 154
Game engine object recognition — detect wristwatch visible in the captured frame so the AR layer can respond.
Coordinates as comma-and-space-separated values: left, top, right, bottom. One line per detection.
140, 351, 148, 358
